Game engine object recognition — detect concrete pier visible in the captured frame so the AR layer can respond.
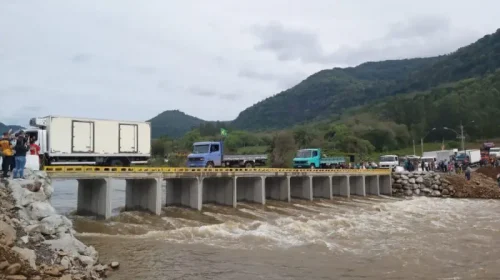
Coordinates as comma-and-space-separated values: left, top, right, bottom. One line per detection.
265, 177, 290, 202
165, 178, 202, 210
349, 176, 365, 196
202, 177, 236, 207
378, 175, 392, 195
236, 176, 265, 204
312, 176, 332, 199
332, 176, 350, 197
76, 178, 111, 219
364, 176, 379, 195
125, 178, 162, 215
290, 176, 313, 200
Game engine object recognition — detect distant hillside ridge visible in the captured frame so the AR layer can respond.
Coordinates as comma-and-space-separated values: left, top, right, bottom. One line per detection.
231, 28, 500, 131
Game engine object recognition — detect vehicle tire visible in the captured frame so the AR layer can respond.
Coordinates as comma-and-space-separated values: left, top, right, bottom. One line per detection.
245, 162, 254, 168
310, 164, 315, 169
110, 159, 124, 166
206, 162, 214, 168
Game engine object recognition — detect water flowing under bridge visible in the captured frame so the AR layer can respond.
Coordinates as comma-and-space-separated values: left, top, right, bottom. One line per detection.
43, 166, 392, 219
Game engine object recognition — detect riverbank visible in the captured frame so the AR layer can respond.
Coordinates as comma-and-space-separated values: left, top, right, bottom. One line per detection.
0, 170, 118, 279
392, 170, 500, 198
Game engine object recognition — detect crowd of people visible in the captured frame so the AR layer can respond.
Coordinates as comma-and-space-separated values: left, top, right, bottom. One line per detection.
0, 130, 40, 180
400, 156, 473, 181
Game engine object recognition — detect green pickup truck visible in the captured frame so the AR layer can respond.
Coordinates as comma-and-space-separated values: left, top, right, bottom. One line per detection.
293, 148, 346, 169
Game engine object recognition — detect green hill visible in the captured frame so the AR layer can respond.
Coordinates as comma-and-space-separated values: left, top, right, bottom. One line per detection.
149, 110, 205, 138
0, 123, 25, 134
231, 28, 500, 131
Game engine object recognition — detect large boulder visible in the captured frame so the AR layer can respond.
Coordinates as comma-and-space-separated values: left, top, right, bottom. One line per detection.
0, 220, 16, 246
28, 202, 56, 221
39, 215, 73, 236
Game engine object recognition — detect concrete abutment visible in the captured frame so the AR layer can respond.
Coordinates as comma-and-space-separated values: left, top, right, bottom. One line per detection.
76, 178, 111, 220
349, 176, 365, 196
332, 176, 350, 197
236, 176, 265, 204
364, 176, 379, 195
378, 175, 392, 195
265, 176, 290, 202
312, 176, 332, 199
165, 178, 202, 210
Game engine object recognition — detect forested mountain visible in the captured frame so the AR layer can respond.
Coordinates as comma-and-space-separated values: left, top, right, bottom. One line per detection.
149, 110, 206, 138
0, 123, 25, 134
376, 70, 500, 141
231, 28, 500, 131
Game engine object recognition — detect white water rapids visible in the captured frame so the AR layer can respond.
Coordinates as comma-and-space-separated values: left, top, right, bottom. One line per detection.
52, 180, 500, 279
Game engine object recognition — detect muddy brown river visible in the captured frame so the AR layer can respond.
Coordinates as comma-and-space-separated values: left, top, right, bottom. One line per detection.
53, 180, 500, 279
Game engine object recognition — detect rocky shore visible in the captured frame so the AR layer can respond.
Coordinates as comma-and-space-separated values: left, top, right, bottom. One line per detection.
0, 170, 118, 279
391, 171, 455, 197
392, 170, 500, 198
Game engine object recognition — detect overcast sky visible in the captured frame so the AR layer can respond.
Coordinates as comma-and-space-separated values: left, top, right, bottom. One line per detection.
1, 0, 499, 125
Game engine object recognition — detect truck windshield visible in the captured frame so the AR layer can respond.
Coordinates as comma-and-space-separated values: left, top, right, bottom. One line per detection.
192, 144, 209, 154
296, 150, 312, 158
380, 156, 396, 162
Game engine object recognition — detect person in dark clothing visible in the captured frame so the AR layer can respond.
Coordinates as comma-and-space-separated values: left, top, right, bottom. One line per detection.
13, 134, 29, 180
0, 132, 14, 178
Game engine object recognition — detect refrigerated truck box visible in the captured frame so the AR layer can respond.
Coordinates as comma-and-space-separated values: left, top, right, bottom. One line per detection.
27, 116, 151, 166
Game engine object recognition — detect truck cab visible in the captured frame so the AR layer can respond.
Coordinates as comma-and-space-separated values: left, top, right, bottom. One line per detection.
293, 148, 321, 168
379, 155, 399, 169
187, 141, 222, 168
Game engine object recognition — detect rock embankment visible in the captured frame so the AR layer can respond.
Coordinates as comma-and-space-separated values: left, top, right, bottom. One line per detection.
0, 170, 118, 279
391, 171, 455, 197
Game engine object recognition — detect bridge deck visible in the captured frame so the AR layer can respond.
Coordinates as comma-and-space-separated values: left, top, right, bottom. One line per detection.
43, 166, 390, 179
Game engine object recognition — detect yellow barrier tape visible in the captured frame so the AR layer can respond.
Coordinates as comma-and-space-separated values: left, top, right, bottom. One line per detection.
42, 166, 391, 174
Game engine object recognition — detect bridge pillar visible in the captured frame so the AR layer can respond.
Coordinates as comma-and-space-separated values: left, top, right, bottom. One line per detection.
202, 177, 236, 207
312, 176, 332, 199
290, 176, 313, 200
364, 176, 379, 195
332, 175, 350, 197
378, 175, 392, 195
349, 176, 365, 196
165, 178, 202, 210
76, 178, 111, 220
265, 176, 290, 202
125, 178, 162, 215
236, 176, 265, 205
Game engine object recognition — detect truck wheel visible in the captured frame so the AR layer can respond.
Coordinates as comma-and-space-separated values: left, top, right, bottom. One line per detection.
206, 162, 214, 168
245, 162, 254, 168
310, 164, 315, 169
110, 159, 124, 166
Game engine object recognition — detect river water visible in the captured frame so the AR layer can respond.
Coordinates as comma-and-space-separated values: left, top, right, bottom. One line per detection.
52, 179, 500, 279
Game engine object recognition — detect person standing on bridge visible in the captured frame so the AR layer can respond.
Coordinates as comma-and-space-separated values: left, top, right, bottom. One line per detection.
12, 133, 29, 180
0, 132, 14, 178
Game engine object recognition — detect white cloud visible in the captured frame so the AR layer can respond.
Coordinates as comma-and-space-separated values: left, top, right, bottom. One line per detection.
0, 0, 499, 125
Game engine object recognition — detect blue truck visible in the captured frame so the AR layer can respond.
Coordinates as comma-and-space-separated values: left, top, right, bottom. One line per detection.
186, 141, 267, 168
293, 148, 346, 169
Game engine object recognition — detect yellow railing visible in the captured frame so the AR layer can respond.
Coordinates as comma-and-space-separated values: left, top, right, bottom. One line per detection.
42, 166, 391, 174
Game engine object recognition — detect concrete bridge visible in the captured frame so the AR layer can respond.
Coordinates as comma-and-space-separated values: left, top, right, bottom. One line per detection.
43, 166, 392, 219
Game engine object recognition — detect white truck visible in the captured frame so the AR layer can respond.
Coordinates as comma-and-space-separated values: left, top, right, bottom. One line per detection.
437, 150, 454, 162
456, 149, 481, 165
24, 116, 151, 166
379, 155, 399, 169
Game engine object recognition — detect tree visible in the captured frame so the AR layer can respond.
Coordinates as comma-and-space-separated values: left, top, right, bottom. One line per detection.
270, 131, 296, 168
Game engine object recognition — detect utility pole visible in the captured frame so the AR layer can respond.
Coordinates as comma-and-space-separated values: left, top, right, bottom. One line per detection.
420, 138, 424, 156
460, 122, 465, 151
